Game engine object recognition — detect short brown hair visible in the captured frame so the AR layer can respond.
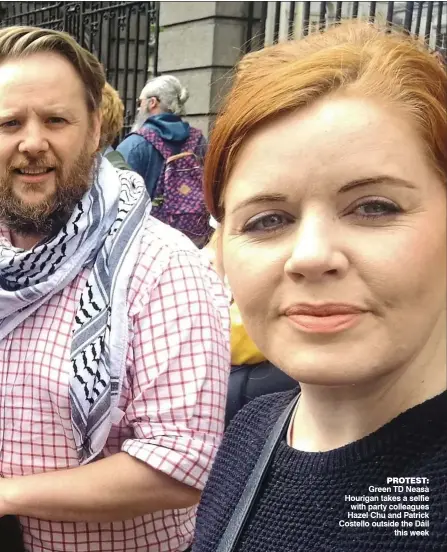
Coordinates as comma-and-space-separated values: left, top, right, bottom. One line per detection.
100, 82, 125, 148
204, 21, 447, 220
0, 25, 105, 112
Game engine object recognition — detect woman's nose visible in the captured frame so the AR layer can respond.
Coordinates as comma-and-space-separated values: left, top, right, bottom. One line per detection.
284, 212, 349, 281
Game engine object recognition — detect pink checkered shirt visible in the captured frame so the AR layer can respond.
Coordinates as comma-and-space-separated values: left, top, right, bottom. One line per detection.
0, 217, 230, 552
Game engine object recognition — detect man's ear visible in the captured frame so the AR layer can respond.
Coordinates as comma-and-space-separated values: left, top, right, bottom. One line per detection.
148, 97, 157, 112
91, 109, 103, 153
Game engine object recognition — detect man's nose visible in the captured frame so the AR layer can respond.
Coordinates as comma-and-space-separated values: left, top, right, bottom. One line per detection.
284, 211, 349, 282
17, 122, 49, 156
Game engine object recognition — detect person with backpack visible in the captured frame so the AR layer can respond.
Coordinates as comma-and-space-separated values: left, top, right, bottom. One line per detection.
118, 75, 211, 247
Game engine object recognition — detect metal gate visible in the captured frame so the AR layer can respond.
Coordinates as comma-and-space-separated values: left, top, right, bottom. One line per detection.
0, 1, 160, 138
250, 2, 446, 55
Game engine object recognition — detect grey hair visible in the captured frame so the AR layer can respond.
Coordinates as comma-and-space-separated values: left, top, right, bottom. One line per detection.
141, 75, 189, 116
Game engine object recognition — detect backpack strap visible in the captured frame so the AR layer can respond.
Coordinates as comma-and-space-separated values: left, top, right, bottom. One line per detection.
215, 392, 300, 552
133, 128, 174, 161
182, 127, 204, 155
166, 151, 196, 164
165, 128, 204, 165
132, 127, 204, 160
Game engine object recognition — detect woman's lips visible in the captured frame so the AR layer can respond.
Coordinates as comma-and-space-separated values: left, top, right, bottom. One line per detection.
284, 304, 367, 334
286, 312, 363, 334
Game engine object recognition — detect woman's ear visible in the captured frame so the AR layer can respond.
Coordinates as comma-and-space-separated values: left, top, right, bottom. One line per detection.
215, 227, 226, 281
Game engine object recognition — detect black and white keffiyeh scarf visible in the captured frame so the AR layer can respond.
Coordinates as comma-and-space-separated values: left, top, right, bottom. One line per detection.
0, 157, 151, 464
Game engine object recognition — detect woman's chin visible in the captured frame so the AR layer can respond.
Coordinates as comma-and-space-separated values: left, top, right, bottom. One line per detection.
281, 361, 389, 389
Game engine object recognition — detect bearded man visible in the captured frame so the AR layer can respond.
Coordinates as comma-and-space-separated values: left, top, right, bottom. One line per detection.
0, 26, 230, 552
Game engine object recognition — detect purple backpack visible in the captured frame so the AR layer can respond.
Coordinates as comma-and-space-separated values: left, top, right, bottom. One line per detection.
136, 127, 211, 248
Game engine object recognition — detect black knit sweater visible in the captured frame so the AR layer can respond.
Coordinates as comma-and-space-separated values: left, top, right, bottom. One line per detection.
193, 388, 447, 551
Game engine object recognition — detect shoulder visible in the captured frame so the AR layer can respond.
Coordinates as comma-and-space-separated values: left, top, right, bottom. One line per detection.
203, 389, 297, 488
128, 216, 229, 324
133, 216, 213, 286
226, 388, 298, 448
117, 134, 151, 156
194, 389, 298, 550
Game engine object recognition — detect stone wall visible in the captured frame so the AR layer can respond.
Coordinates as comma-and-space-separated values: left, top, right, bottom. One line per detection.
158, 1, 262, 136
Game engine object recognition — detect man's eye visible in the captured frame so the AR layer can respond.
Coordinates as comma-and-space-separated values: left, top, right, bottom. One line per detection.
243, 213, 290, 233
1, 120, 20, 128
47, 117, 66, 124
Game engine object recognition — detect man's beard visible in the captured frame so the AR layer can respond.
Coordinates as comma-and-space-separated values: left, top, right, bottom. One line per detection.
0, 143, 98, 238
131, 109, 149, 132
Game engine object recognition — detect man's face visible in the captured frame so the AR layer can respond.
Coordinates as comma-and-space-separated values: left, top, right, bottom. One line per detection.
0, 52, 101, 237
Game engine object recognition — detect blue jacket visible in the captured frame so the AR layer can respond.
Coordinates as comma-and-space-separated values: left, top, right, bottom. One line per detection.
117, 113, 206, 197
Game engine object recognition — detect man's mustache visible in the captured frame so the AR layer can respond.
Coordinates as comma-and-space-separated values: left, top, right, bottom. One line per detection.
9, 158, 59, 171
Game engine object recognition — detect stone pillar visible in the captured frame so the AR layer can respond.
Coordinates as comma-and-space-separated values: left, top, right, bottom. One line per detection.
158, 1, 262, 136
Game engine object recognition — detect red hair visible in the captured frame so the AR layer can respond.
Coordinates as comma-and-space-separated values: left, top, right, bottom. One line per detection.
204, 21, 447, 220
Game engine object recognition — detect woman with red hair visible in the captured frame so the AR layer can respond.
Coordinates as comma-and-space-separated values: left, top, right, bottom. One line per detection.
192, 21, 447, 552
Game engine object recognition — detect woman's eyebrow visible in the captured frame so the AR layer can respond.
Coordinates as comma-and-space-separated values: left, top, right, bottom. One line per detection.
339, 176, 416, 193
230, 193, 288, 215
230, 177, 416, 215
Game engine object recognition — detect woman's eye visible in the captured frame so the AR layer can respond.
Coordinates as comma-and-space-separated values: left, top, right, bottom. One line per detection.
351, 199, 401, 218
243, 213, 290, 233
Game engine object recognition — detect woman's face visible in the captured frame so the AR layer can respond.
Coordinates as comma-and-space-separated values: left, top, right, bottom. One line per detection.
222, 96, 446, 385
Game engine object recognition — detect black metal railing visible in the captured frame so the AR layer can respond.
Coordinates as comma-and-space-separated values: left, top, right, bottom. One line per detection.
0, 1, 160, 138
251, 2, 446, 55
